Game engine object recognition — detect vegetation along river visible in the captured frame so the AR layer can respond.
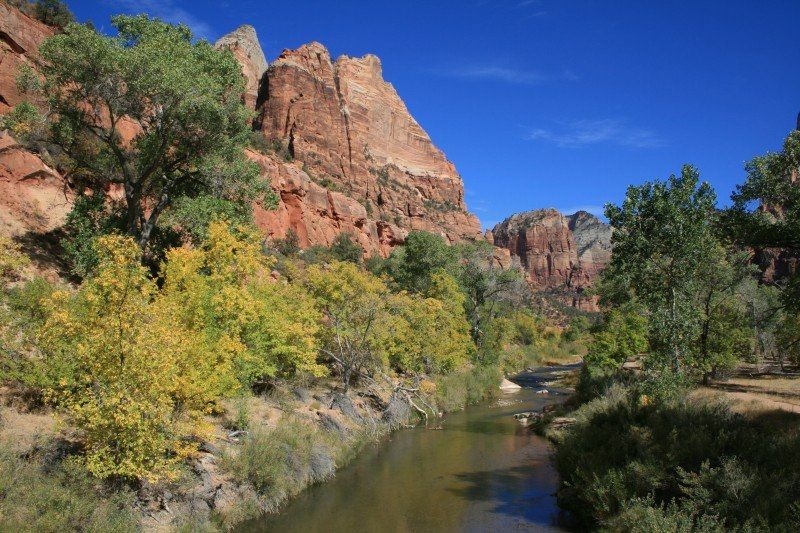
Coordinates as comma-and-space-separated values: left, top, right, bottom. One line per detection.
239, 364, 578, 532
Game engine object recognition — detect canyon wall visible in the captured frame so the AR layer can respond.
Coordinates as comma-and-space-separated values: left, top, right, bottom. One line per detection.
0, 4, 68, 239
249, 37, 482, 251
0, 9, 483, 259
491, 208, 612, 309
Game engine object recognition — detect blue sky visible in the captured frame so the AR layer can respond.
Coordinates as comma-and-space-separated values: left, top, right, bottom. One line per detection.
69, 0, 800, 229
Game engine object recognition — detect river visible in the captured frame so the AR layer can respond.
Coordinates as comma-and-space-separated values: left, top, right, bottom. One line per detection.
239, 364, 577, 532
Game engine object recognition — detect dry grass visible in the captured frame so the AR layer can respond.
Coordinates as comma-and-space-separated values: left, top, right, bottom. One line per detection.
0, 406, 58, 454
696, 370, 800, 415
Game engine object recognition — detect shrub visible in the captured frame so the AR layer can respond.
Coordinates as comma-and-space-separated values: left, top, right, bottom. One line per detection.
39, 236, 200, 480
432, 365, 500, 412
554, 385, 800, 530
328, 233, 363, 264
61, 192, 124, 278
0, 102, 46, 147
272, 229, 301, 257
0, 236, 30, 279
0, 445, 137, 532
222, 418, 337, 511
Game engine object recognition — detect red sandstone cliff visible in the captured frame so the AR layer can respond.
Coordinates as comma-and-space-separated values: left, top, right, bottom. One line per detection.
490, 209, 611, 309
250, 38, 482, 251
0, 4, 68, 238
0, 1, 53, 112
0, 7, 483, 260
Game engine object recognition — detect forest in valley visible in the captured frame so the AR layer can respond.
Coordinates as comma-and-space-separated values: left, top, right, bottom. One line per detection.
1, 1, 799, 531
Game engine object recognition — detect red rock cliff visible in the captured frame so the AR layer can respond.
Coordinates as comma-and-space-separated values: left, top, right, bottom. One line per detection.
0, 10, 483, 260
491, 209, 611, 309
247, 37, 482, 251
0, 1, 54, 112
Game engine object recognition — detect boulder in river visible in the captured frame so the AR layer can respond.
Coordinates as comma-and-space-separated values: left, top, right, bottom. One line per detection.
500, 378, 522, 391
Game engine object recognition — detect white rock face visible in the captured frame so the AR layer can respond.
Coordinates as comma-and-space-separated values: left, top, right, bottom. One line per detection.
499, 378, 522, 391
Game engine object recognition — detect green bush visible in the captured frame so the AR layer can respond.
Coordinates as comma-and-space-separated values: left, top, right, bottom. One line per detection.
433, 365, 500, 412
328, 233, 363, 264
554, 385, 800, 530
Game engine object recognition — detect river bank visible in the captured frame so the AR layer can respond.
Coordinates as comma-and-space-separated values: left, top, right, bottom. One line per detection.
238, 364, 578, 532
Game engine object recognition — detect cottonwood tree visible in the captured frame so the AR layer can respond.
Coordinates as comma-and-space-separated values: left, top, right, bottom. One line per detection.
722, 129, 800, 366
603, 165, 738, 373
306, 261, 392, 392
31, 15, 274, 255
693, 246, 755, 383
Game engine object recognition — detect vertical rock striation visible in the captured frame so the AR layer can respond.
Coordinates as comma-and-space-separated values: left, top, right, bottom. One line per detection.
214, 25, 267, 110
491, 209, 612, 309
249, 39, 482, 251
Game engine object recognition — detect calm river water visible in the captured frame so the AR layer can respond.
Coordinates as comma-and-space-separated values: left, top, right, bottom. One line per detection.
239, 365, 576, 533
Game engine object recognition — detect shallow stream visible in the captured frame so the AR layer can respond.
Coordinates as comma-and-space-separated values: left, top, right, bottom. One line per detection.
240, 365, 577, 532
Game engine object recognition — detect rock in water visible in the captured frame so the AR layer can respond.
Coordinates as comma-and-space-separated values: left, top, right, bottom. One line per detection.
500, 378, 522, 391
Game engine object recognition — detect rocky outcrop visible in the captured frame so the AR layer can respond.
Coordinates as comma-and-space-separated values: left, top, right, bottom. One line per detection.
0, 11, 483, 262
0, 2, 54, 112
247, 149, 407, 256
491, 209, 611, 309
568, 210, 612, 282
0, 131, 70, 236
252, 41, 482, 249
214, 25, 267, 110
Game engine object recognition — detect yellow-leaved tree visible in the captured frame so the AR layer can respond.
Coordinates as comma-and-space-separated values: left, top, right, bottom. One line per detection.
38, 221, 324, 480
39, 235, 201, 480
306, 261, 396, 390
160, 220, 325, 390
388, 271, 473, 374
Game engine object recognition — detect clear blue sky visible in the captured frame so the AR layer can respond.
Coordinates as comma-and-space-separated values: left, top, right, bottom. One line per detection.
69, 0, 800, 229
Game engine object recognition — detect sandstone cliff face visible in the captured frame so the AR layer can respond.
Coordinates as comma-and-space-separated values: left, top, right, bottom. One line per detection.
0, 2, 54, 112
0, 12, 482, 262
214, 25, 267, 110
491, 209, 611, 309
0, 6, 67, 239
250, 39, 482, 250
0, 131, 70, 237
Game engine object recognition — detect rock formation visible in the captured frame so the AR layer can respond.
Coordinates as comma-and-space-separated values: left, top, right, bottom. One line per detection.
491, 209, 612, 309
0, 131, 69, 236
0, 11, 483, 261
0, 6, 67, 239
250, 39, 482, 250
214, 25, 267, 110
0, 2, 54, 112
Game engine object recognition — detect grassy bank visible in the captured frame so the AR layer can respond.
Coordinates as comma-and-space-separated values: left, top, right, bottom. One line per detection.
551, 378, 800, 531
0, 442, 138, 532
208, 364, 502, 529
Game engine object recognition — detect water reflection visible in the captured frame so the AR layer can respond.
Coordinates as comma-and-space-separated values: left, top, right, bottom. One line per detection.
239, 367, 573, 533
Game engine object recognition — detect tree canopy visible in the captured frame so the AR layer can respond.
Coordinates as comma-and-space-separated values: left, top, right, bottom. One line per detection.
31, 15, 275, 256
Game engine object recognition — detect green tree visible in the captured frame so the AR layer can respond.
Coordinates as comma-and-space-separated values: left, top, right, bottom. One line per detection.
723, 129, 800, 310
603, 165, 720, 372
61, 193, 123, 278
328, 232, 363, 264
34, 16, 275, 255
587, 305, 649, 369
453, 241, 527, 352
33, 0, 74, 27
693, 247, 755, 383
385, 231, 457, 293
306, 262, 394, 390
